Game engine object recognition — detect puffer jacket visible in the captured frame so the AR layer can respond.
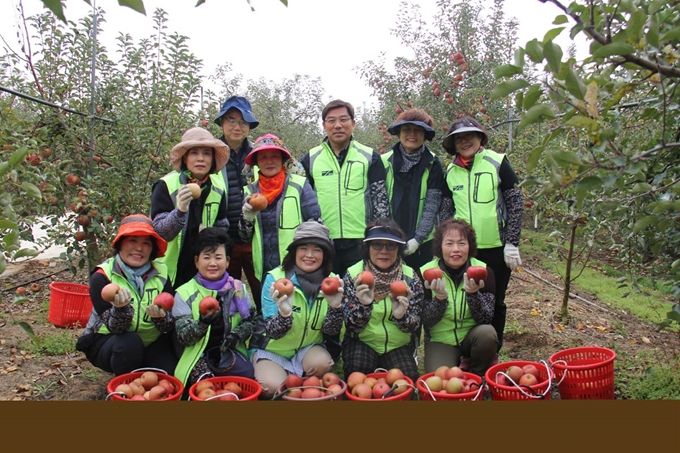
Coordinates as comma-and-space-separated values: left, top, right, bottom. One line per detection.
219, 138, 253, 242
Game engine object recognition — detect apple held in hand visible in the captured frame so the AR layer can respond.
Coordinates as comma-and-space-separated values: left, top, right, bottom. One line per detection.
249, 193, 268, 211
153, 292, 174, 312
423, 268, 443, 283
185, 183, 201, 199
101, 283, 120, 302
199, 296, 220, 316
358, 271, 374, 287
466, 266, 487, 283
390, 280, 409, 298
273, 278, 295, 297
321, 277, 340, 295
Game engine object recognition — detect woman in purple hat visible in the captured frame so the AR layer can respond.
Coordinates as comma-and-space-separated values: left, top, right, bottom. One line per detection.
238, 134, 321, 311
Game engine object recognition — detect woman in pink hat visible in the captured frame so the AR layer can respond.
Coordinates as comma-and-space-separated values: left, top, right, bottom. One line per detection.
238, 134, 321, 311
75, 214, 178, 376
151, 127, 231, 290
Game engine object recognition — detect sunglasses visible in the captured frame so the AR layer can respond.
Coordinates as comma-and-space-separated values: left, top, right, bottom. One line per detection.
369, 242, 399, 251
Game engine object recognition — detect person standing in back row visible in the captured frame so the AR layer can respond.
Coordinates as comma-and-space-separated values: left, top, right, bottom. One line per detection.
214, 96, 262, 307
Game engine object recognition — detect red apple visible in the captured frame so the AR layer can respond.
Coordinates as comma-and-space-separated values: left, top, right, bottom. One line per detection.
197, 388, 216, 400
286, 388, 303, 398
363, 377, 378, 389
75, 231, 87, 242
321, 277, 340, 295
77, 214, 90, 227
358, 271, 374, 287
148, 385, 167, 400
130, 394, 147, 401
273, 278, 294, 297
506, 365, 525, 383
301, 388, 323, 399
15, 287, 26, 295
140, 371, 159, 391
224, 381, 242, 397
198, 296, 219, 316
389, 280, 409, 298
153, 292, 174, 312
322, 372, 341, 388
302, 376, 321, 388
115, 384, 133, 398
423, 268, 443, 283
424, 375, 443, 392
29, 283, 42, 292
445, 366, 465, 380
391, 378, 410, 395
65, 174, 81, 186
373, 382, 392, 399
285, 374, 304, 389
385, 368, 405, 386
519, 373, 539, 387
158, 379, 175, 395
496, 374, 509, 386
326, 384, 343, 397
434, 366, 449, 380
466, 266, 488, 283
445, 377, 465, 394
101, 283, 120, 302
185, 183, 201, 199
195, 380, 215, 394
346, 372, 367, 391
249, 193, 268, 211
351, 383, 373, 399
522, 364, 540, 378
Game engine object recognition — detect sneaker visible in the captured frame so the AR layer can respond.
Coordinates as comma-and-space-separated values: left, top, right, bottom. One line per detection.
459, 356, 471, 372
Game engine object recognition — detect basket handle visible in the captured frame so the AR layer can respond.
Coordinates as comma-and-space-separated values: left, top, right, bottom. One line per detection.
419, 379, 438, 402
381, 382, 417, 399
203, 392, 240, 402
373, 367, 388, 373
132, 367, 170, 375
105, 391, 127, 401
471, 380, 486, 401
494, 371, 546, 399
549, 359, 569, 387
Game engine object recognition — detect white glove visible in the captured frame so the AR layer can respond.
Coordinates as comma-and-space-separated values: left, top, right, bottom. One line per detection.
270, 285, 292, 317
389, 287, 412, 320
321, 277, 344, 309
145, 305, 166, 319
504, 243, 522, 271
353, 276, 375, 306
242, 194, 257, 222
111, 288, 132, 308
176, 185, 193, 213
463, 273, 485, 294
404, 239, 419, 256
425, 278, 448, 301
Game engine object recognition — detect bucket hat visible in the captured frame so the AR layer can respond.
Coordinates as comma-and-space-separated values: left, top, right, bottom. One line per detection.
170, 127, 230, 172
387, 119, 436, 141
287, 220, 335, 261
214, 96, 259, 128
245, 134, 292, 166
112, 214, 168, 258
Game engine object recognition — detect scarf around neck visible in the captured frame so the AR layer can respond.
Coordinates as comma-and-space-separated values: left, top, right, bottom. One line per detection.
194, 272, 251, 319
454, 146, 483, 170
114, 254, 151, 298
398, 143, 425, 173
366, 259, 404, 301
182, 169, 210, 196
290, 265, 325, 300
257, 168, 286, 205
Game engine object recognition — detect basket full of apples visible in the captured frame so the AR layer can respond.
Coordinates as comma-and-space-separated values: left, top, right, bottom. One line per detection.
344, 369, 415, 401
485, 360, 554, 401
189, 376, 262, 401
274, 372, 347, 401
416, 366, 485, 401
106, 369, 184, 401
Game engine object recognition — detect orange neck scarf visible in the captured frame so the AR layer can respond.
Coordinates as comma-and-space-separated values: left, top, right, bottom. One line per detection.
258, 168, 286, 205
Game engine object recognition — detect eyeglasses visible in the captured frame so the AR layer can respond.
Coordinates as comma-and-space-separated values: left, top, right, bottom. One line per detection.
223, 118, 250, 128
454, 132, 478, 143
324, 116, 352, 126
369, 242, 399, 251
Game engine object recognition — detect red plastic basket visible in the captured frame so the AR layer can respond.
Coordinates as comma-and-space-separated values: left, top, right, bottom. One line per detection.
548, 346, 616, 399
275, 380, 347, 401
344, 372, 415, 401
485, 361, 554, 401
48, 282, 92, 328
416, 372, 484, 401
106, 370, 184, 401
189, 376, 262, 401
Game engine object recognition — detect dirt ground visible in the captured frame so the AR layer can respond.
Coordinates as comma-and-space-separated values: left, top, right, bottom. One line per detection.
1, 253, 679, 400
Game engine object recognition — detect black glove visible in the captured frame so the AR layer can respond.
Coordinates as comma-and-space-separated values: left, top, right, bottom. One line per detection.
220, 333, 240, 352
199, 309, 221, 326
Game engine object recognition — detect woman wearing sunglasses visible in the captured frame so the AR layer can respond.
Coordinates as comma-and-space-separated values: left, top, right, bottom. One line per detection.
341, 218, 424, 383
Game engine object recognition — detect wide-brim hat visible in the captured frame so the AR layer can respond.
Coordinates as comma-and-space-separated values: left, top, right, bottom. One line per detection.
442, 118, 489, 154
286, 220, 335, 261
245, 134, 293, 166
362, 226, 406, 245
112, 214, 168, 258
214, 95, 259, 128
170, 127, 230, 172
387, 119, 436, 141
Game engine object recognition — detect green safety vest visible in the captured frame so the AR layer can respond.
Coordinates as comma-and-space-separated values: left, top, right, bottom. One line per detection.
96, 258, 168, 347
249, 267, 333, 359
156, 172, 227, 285
382, 149, 436, 243
420, 258, 486, 346
173, 279, 247, 386
346, 260, 416, 354
307, 140, 374, 239
445, 148, 506, 248
245, 174, 305, 281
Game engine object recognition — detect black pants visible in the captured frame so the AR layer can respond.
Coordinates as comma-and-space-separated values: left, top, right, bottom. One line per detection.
476, 246, 510, 352
85, 332, 178, 376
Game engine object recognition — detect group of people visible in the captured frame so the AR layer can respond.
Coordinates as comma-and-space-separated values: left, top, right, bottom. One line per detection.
76, 95, 524, 399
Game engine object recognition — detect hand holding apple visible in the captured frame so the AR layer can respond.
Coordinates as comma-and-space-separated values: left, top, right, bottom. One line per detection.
241, 194, 257, 222
248, 193, 268, 211
353, 276, 375, 306
111, 287, 132, 308
321, 277, 344, 309
463, 272, 485, 294
176, 185, 193, 213
145, 304, 167, 319
153, 292, 174, 312
389, 284, 411, 320
198, 296, 221, 325
270, 281, 293, 317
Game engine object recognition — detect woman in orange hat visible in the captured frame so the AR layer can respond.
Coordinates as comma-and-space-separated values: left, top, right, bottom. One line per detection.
76, 215, 178, 376
150, 127, 231, 289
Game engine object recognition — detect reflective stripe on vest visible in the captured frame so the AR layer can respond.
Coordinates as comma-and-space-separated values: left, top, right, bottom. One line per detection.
245, 174, 305, 280
445, 149, 505, 248
308, 141, 373, 239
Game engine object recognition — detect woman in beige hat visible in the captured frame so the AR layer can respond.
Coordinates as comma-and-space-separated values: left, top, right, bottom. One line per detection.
151, 127, 231, 289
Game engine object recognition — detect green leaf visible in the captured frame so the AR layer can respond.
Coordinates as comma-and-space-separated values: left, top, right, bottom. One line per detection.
565, 115, 598, 130
494, 64, 523, 79
490, 79, 530, 100
196, 0, 206, 5
523, 85, 543, 110
632, 216, 657, 233
543, 27, 566, 43
576, 176, 602, 191
0, 254, 5, 275
13, 248, 40, 260
514, 47, 525, 68
627, 11, 647, 44
672, 259, 680, 270
41, 0, 66, 23
517, 104, 555, 133
543, 41, 563, 74
525, 39, 543, 63
526, 145, 545, 172
20, 182, 41, 200
553, 15, 568, 25
565, 66, 586, 100
0, 219, 18, 229
646, 15, 659, 48
9, 148, 28, 167
666, 309, 680, 323
660, 28, 680, 43
593, 43, 635, 58
0, 161, 9, 178
649, 0, 667, 15
18, 321, 41, 348
117, 0, 146, 15
551, 150, 583, 166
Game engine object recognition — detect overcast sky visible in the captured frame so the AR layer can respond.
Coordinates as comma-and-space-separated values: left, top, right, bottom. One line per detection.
2, 0, 585, 106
